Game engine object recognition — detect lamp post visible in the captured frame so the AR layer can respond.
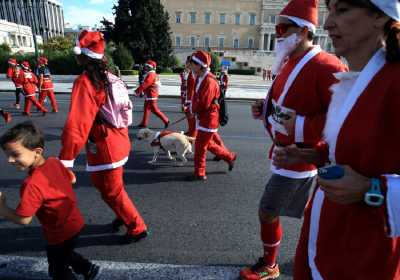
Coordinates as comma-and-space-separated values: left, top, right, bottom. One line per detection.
27, 0, 39, 59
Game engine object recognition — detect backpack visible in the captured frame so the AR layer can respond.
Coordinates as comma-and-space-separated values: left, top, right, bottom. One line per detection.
218, 83, 229, 126
99, 72, 133, 128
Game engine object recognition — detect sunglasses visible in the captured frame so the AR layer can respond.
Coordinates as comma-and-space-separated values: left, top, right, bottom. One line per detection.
275, 23, 298, 37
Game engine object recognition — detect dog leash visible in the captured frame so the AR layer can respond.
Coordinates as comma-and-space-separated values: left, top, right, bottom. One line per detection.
168, 115, 187, 127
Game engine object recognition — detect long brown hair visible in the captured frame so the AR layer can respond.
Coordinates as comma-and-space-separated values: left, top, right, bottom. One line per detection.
77, 55, 110, 91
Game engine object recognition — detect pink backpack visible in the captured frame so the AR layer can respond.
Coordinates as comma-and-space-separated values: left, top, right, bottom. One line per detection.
99, 72, 133, 128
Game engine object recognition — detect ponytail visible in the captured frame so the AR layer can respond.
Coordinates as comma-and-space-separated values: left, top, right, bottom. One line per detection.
385, 20, 400, 62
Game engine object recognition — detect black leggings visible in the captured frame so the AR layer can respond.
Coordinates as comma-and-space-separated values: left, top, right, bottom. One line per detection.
15, 88, 22, 104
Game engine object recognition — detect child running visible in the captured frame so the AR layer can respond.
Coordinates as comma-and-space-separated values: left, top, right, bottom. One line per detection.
0, 121, 99, 280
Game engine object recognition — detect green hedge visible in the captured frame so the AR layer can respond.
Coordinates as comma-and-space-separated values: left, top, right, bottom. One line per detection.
228, 68, 256, 75
120, 69, 139, 75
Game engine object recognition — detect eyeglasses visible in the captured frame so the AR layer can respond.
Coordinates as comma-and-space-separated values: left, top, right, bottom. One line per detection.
275, 23, 298, 37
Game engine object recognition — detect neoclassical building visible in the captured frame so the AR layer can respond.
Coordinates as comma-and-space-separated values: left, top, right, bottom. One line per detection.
161, 0, 332, 71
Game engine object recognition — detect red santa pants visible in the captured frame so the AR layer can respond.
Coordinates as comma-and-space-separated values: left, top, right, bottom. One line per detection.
24, 95, 47, 114
90, 167, 147, 235
139, 100, 169, 126
194, 131, 236, 177
185, 112, 196, 137
39, 89, 58, 112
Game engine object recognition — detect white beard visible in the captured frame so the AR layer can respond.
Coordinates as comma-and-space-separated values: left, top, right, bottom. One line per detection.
271, 34, 301, 75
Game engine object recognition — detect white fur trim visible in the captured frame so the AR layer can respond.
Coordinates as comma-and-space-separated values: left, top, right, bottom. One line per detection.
195, 119, 218, 133
80, 48, 104, 59
280, 15, 316, 33
308, 188, 325, 280
371, 0, 400, 21
60, 159, 75, 168
192, 55, 208, 68
270, 164, 317, 179
295, 115, 305, 143
145, 63, 155, 69
145, 97, 158, 101
86, 156, 128, 172
385, 174, 400, 237
73, 46, 81, 55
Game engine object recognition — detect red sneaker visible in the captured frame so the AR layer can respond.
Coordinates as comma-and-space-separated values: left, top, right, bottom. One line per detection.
240, 258, 280, 280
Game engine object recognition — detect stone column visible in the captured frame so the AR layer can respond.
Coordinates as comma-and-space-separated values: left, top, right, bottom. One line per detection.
259, 32, 265, 51
266, 33, 271, 51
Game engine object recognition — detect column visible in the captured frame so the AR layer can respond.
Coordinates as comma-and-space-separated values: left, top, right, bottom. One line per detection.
266, 33, 271, 51
259, 32, 265, 51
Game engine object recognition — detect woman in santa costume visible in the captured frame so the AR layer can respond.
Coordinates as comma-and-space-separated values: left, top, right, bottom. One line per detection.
273, 0, 400, 279
134, 60, 169, 128
19, 61, 48, 116
240, 0, 347, 279
59, 30, 147, 244
186, 50, 237, 181
37, 56, 58, 113
6, 58, 22, 109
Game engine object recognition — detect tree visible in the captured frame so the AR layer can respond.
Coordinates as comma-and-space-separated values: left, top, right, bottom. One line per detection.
104, 0, 174, 68
210, 52, 221, 74
112, 43, 134, 70
42, 36, 74, 54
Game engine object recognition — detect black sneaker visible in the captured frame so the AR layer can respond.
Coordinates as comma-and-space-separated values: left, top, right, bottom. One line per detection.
212, 156, 221, 162
84, 263, 100, 280
164, 121, 170, 129
120, 230, 148, 244
111, 218, 124, 233
185, 175, 207, 181
136, 124, 147, 128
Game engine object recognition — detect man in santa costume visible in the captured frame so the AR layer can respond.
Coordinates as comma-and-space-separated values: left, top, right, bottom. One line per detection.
180, 56, 196, 137
134, 60, 169, 128
19, 61, 48, 116
6, 58, 22, 109
59, 30, 147, 244
36, 56, 58, 113
239, 0, 347, 279
187, 50, 237, 181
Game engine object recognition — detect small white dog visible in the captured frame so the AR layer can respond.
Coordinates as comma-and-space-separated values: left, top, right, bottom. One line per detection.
137, 128, 195, 165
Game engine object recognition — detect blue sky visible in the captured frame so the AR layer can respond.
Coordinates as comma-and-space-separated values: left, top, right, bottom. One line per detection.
63, 0, 118, 28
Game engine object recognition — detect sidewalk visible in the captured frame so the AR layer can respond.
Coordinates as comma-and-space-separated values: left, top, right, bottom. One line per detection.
0, 74, 271, 100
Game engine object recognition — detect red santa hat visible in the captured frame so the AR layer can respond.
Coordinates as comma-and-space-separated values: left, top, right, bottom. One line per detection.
21, 61, 30, 70
145, 60, 157, 69
371, 0, 400, 21
191, 50, 211, 68
279, 0, 318, 33
73, 30, 105, 60
8, 58, 16, 65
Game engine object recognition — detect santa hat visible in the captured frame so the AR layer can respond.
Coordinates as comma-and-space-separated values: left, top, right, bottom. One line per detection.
8, 58, 16, 65
145, 60, 157, 69
21, 61, 30, 70
371, 0, 400, 21
279, 0, 318, 33
191, 50, 211, 68
73, 30, 105, 60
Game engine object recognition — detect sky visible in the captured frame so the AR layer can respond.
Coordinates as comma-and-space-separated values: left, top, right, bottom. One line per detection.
63, 0, 118, 28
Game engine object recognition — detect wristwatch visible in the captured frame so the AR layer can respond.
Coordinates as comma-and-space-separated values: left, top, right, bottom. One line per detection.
364, 178, 385, 207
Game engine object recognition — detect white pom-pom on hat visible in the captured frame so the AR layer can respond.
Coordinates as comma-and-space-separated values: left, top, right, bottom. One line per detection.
73, 46, 82, 55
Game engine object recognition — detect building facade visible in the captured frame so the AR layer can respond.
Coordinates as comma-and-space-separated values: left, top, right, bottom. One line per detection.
161, 0, 332, 72
0, 20, 43, 53
0, 0, 64, 42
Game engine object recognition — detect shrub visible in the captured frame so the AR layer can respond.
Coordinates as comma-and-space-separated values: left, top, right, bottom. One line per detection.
228, 68, 256, 75
120, 69, 138, 75
210, 52, 220, 74
112, 43, 134, 70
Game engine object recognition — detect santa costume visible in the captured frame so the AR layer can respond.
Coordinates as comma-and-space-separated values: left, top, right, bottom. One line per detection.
7, 58, 23, 109
37, 56, 58, 113
59, 30, 147, 243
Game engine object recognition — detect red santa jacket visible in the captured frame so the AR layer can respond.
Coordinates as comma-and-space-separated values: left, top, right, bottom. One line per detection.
37, 66, 54, 91
8, 66, 23, 88
135, 70, 160, 100
191, 71, 220, 132
265, 47, 347, 178
59, 72, 131, 171
294, 50, 400, 280
19, 70, 38, 96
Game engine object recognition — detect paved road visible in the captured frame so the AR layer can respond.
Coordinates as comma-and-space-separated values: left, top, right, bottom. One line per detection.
0, 94, 301, 279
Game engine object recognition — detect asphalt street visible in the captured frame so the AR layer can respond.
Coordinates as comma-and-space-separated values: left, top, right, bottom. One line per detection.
0, 93, 302, 279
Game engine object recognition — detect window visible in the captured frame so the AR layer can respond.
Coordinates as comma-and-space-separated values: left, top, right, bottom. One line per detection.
220, 13, 226, 24
190, 12, 196, 24
204, 37, 210, 48
270, 34, 276, 51
270, 15, 276, 23
235, 14, 240, 25
190, 36, 196, 48
176, 12, 182, 23
218, 37, 224, 49
233, 38, 239, 48
175, 36, 181, 47
204, 12, 211, 24
248, 38, 254, 49
249, 13, 256, 25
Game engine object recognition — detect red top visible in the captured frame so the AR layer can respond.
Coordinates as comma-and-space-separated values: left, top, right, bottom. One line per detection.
15, 157, 84, 245
135, 71, 159, 99
18, 70, 38, 95
8, 67, 23, 88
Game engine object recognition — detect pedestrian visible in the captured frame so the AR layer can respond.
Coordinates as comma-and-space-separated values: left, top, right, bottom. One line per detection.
0, 108, 12, 123
266, 67, 272, 81
218, 67, 229, 127
37, 56, 58, 113
180, 56, 196, 137
19, 61, 48, 116
134, 60, 169, 128
6, 58, 22, 109
239, 0, 347, 279
262, 68, 267, 81
0, 121, 100, 280
272, 0, 400, 279
186, 50, 237, 181
138, 64, 145, 85
59, 30, 147, 244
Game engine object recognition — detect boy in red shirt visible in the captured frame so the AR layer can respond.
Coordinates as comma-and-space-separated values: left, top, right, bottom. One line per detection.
0, 121, 99, 280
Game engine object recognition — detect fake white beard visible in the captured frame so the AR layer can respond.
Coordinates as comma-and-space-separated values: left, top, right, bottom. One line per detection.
271, 34, 301, 75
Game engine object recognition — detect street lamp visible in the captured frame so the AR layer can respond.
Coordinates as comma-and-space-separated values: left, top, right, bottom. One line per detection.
27, 0, 39, 59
